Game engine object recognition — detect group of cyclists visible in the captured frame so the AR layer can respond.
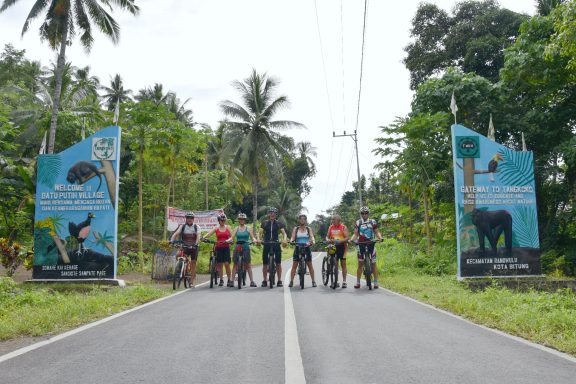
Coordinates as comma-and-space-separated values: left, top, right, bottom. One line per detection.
169, 206, 382, 289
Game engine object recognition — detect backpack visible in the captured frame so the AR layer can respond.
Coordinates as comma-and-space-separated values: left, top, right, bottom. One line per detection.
173, 223, 199, 241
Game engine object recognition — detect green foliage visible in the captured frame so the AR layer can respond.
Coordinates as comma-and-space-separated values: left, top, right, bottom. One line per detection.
497, 148, 535, 186
404, 1, 527, 89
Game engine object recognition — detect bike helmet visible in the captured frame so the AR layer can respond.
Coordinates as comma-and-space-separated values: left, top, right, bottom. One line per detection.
359, 206, 370, 214
237, 213, 247, 220
268, 207, 278, 214
217, 214, 227, 221
327, 244, 337, 255
298, 213, 307, 220
185, 212, 195, 218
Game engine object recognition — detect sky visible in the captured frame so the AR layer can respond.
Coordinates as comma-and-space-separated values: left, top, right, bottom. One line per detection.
0, 0, 536, 219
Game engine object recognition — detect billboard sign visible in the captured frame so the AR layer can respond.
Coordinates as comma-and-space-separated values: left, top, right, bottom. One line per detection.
451, 124, 541, 278
33, 126, 121, 279
166, 207, 225, 232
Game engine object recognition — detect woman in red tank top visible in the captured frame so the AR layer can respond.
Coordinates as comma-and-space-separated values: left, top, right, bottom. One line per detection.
203, 214, 233, 286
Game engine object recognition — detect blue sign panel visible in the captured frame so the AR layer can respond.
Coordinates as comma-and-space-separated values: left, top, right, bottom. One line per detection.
451, 124, 541, 278
33, 126, 121, 279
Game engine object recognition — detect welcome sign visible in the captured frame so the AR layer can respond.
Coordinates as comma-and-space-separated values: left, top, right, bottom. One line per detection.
33, 126, 121, 279
451, 124, 541, 278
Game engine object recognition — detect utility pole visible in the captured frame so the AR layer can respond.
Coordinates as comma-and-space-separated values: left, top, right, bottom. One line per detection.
333, 130, 363, 207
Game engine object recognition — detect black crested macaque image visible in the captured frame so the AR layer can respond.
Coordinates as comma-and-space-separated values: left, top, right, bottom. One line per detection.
66, 160, 102, 191
471, 208, 512, 257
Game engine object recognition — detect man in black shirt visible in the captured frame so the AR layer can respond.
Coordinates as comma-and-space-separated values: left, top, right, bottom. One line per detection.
260, 207, 288, 287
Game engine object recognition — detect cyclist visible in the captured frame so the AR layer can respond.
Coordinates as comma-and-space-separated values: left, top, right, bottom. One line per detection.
325, 214, 350, 288
227, 213, 260, 287
350, 206, 383, 289
202, 214, 233, 287
288, 214, 317, 288
170, 212, 200, 287
260, 207, 288, 287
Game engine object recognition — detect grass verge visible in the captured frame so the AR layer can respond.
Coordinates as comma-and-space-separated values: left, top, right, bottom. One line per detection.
0, 277, 171, 341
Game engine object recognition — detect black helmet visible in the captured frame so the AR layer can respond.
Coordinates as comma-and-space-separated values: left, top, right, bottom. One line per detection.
185, 212, 195, 218
359, 206, 370, 214
268, 207, 278, 214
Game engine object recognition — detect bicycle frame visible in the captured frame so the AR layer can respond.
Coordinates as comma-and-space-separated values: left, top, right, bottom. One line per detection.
351, 239, 379, 290
262, 240, 280, 288
172, 242, 197, 290
234, 240, 251, 289
201, 239, 228, 288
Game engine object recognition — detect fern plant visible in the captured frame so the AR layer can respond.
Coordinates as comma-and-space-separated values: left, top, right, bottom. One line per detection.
497, 148, 535, 186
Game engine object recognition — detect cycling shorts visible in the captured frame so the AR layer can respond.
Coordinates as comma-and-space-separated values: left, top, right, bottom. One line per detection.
179, 246, 198, 261
216, 247, 231, 263
335, 244, 346, 260
263, 244, 281, 265
292, 246, 312, 262
358, 243, 376, 261
233, 246, 251, 264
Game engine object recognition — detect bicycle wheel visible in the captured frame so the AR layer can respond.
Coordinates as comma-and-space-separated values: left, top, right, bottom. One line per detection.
173, 259, 184, 290
209, 256, 216, 288
184, 262, 190, 288
237, 259, 243, 290
299, 258, 305, 289
269, 256, 275, 288
322, 257, 329, 286
332, 258, 339, 289
365, 256, 372, 290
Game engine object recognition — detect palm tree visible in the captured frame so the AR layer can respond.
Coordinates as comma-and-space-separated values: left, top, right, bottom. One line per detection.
536, 0, 564, 15
219, 69, 305, 231
166, 93, 194, 127
297, 141, 317, 173
0, 0, 139, 154
136, 83, 170, 106
101, 74, 132, 111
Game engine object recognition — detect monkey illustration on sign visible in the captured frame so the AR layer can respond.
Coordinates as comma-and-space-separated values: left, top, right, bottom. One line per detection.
66, 161, 102, 191
471, 208, 512, 257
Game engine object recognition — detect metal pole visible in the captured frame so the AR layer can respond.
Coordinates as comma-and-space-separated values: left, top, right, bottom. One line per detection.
333, 130, 363, 207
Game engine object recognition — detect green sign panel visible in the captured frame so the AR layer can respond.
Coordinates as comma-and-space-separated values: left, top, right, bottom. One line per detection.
456, 136, 480, 158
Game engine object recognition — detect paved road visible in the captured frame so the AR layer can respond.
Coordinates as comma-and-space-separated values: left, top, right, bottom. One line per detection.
1, 254, 575, 383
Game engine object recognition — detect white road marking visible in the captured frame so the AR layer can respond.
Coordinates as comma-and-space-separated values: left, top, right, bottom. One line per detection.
347, 273, 576, 364
0, 280, 209, 363
284, 267, 306, 384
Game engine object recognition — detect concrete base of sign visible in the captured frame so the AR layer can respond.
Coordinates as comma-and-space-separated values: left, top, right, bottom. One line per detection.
25, 279, 126, 287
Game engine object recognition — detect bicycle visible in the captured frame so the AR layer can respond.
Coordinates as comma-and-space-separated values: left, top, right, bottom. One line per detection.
290, 242, 309, 289
233, 240, 251, 289
322, 241, 339, 290
201, 238, 227, 288
261, 240, 281, 289
171, 241, 197, 290
350, 239, 381, 290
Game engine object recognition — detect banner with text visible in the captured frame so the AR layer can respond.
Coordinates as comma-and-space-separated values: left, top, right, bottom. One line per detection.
451, 124, 541, 278
33, 126, 121, 279
167, 207, 225, 232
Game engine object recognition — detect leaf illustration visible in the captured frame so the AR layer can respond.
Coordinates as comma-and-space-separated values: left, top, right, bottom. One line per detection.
511, 206, 540, 248
37, 154, 62, 188
497, 148, 534, 186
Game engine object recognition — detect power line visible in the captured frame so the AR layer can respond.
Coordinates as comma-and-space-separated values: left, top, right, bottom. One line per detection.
354, 0, 369, 134
340, 0, 346, 132
313, 0, 335, 132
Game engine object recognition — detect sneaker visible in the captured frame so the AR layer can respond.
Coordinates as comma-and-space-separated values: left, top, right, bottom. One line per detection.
342, 282, 347, 288
250, 281, 257, 287
312, 281, 317, 287
288, 281, 293, 287
354, 284, 361, 289
227, 281, 233, 287
261, 281, 267, 287
277, 280, 283, 287
219, 280, 224, 287
374, 283, 379, 289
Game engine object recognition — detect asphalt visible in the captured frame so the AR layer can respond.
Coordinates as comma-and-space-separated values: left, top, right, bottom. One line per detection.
1, 254, 575, 383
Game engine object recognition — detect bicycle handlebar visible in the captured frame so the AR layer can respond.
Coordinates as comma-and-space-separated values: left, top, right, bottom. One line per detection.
170, 240, 198, 249
200, 238, 229, 245
349, 239, 383, 245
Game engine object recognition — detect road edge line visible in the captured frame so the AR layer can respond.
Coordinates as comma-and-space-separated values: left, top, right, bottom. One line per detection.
347, 273, 576, 364
284, 269, 306, 384
0, 280, 209, 364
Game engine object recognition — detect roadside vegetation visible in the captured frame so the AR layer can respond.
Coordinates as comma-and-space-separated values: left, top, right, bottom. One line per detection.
0, 277, 170, 341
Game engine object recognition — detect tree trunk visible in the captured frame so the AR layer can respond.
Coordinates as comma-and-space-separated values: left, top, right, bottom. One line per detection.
163, 162, 174, 240
252, 179, 258, 234
423, 189, 432, 254
138, 148, 144, 255
47, 19, 69, 154
205, 152, 209, 210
